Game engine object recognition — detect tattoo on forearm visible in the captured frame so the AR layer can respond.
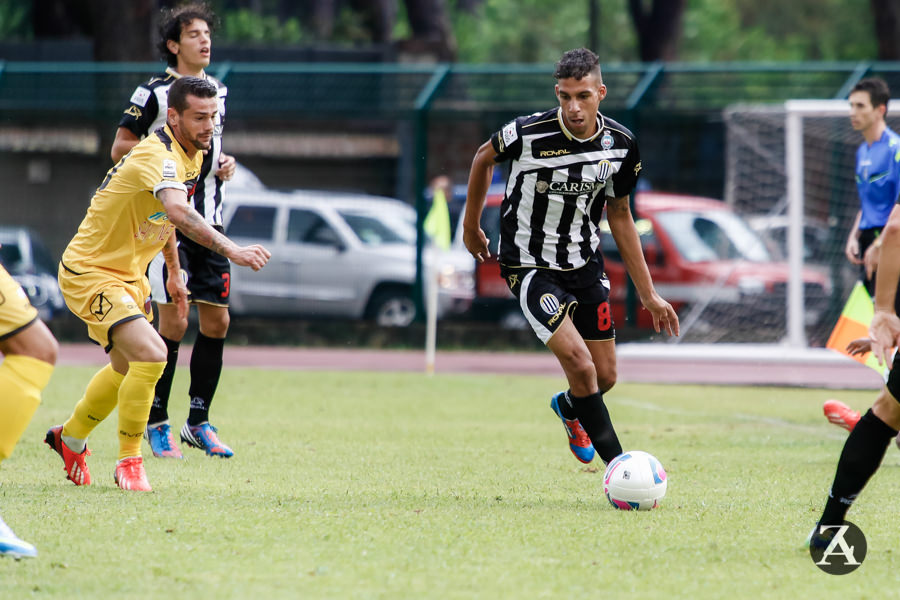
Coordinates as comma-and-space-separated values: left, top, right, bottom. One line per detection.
177, 208, 229, 256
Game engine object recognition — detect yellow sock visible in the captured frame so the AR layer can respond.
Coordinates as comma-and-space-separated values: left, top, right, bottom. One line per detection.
63, 364, 125, 441
117, 361, 165, 460
0, 355, 54, 462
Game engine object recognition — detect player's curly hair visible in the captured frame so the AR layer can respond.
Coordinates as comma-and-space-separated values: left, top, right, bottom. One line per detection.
158, 2, 218, 68
554, 48, 601, 81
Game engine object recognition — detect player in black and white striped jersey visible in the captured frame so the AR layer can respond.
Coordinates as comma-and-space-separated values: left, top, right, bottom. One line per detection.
463, 48, 679, 466
111, 2, 236, 460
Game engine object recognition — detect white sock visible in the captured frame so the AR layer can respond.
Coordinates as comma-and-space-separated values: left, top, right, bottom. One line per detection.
61, 434, 86, 454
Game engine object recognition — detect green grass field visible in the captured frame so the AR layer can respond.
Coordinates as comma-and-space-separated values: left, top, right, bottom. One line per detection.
0, 365, 895, 599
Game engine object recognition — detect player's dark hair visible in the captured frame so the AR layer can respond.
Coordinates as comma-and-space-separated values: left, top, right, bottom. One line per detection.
554, 48, 602, 81
158, 2, 217, 68
852, 77, 891, 116
168, 76, 217, 113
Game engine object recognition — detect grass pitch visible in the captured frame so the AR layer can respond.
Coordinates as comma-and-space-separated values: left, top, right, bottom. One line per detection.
0, 366, 896, 598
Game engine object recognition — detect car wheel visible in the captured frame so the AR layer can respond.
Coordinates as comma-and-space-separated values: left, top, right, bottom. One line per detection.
368, 290, 417, 327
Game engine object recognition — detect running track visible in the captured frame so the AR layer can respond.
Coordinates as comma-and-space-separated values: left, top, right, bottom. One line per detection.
57, 342, 883, 390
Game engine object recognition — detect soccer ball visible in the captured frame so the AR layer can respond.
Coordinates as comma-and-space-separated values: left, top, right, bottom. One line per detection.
602, 450, 667, 511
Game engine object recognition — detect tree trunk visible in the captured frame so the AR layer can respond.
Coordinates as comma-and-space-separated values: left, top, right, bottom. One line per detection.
400, 0, 456, 61
88, 0, 155, 61
871, 0, 900, 60
627, 0, 685, 62
349, 0, 396, 43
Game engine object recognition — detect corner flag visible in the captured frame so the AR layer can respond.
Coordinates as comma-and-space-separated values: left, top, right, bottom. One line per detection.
424, 187, 451, 251
826, 281, 884, 374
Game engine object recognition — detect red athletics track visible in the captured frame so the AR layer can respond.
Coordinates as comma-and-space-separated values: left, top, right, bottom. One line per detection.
57, 342, 883, 390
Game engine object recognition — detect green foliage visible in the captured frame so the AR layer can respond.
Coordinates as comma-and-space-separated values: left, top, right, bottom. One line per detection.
682, 0, 877, 61
451, 0, 638, 64
450, 0, 877, 63
1, 366, 898, 597
0, 0, 31, 40
219, 8, 305, 44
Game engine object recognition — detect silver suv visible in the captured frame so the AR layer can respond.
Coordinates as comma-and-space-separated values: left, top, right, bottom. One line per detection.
222, 188, 474, 326
0, 226, 65, 321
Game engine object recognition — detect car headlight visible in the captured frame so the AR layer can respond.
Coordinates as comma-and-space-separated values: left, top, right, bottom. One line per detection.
437, 265, 475, 292
737, 277, 765, 296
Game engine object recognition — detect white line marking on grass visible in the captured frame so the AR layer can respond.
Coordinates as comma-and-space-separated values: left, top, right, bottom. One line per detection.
613, 397, 846, 440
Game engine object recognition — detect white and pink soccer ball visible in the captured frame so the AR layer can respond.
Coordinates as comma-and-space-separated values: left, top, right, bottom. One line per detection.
602, 450, 667, 511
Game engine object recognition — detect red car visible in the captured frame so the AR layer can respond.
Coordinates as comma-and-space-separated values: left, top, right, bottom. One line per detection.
458, 191, 831, 332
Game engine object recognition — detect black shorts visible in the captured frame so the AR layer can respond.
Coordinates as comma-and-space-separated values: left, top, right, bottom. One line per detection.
501, 255, 614, 345
148, 236, 231, 306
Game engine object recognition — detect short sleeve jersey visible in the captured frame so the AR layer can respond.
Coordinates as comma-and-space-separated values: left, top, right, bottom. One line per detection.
62, 124, 203, 281
856, 127, 900, 230
491, 107, 642, 270
118, 67, 227, 227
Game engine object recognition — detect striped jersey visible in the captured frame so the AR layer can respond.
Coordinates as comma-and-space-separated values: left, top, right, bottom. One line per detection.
118, 66, 227, 227
62, 124, 202, 281
491, 107, 642, 270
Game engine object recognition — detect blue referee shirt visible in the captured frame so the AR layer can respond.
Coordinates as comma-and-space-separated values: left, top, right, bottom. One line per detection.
856, 127, 900, 230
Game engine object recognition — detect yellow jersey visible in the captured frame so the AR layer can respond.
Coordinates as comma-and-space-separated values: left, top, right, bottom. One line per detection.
62, 124, 202, 281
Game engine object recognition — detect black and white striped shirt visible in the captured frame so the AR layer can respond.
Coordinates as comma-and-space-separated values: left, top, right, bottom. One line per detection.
491, 107, 641, 270
118, 67, 228, 228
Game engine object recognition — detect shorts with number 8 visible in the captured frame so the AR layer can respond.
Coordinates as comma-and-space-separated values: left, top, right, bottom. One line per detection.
500, 253, 615, 345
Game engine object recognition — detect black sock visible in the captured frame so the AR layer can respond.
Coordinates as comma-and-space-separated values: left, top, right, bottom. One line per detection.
149, 336, 181, 424
187, 333, 225, 426
567, 390, 623, 463
820, 409, 898, 525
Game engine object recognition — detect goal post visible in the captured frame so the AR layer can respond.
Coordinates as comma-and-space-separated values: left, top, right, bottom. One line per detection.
783, 99, 900, 347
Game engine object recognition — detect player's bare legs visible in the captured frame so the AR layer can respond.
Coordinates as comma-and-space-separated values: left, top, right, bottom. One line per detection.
547, 318, 623, 464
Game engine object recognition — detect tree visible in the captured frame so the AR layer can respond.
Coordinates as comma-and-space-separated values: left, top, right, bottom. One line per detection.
88, 0, 155, 61
627, 0, 686, 62
871, 0, 900, 59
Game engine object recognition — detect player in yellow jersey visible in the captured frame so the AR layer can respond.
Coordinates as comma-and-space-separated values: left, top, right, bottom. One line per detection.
0, 263, 58, 557
45, 76, 270, 492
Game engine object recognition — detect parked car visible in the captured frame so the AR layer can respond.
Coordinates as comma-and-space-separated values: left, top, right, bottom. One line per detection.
601, 192, 831, 329
222, 189, 474, 326
455, 191, 831, 331
0, 226, 65, 321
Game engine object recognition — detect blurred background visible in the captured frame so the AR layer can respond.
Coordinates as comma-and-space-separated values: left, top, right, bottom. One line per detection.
1, 0, 897, 349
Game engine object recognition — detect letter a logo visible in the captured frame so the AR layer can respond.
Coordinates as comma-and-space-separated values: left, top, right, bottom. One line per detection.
809, 520, 867, 575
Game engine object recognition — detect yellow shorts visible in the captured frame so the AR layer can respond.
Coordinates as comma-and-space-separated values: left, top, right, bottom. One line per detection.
0, 264, 39, 340
58, 263, 153, 351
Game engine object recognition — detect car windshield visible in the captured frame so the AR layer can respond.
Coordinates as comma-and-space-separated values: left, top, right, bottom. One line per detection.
339, 211, 413, 245
655, 210, 772, 262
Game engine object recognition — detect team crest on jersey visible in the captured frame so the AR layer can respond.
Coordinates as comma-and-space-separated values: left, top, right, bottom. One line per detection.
540, 293, 561, 315
600, 130, 614, 150
597, 160, 612, 184
162, 159, 177, 179
130, 86, 151, 108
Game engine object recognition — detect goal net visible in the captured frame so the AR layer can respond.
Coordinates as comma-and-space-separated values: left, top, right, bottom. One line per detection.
677, 100, 900, 347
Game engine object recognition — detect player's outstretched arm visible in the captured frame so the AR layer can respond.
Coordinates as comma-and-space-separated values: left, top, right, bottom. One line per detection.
462, 140, 495, 263
606, 195, 679, 336
158, 188, 271, 271
871, 205, 900, 366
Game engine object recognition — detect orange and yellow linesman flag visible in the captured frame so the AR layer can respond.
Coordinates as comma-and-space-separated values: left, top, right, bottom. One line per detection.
826, 281, 884, 374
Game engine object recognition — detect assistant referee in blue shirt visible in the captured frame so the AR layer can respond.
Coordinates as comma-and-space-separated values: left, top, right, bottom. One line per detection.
845, 77, 900, 296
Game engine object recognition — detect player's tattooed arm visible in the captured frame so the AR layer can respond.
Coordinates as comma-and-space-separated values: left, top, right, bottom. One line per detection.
158, 187, 271, 271
157, 187, 234, 256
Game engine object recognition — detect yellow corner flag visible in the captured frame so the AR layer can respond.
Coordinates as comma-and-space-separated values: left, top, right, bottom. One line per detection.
826, 281, 884, 374
424, 186, 452, 251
